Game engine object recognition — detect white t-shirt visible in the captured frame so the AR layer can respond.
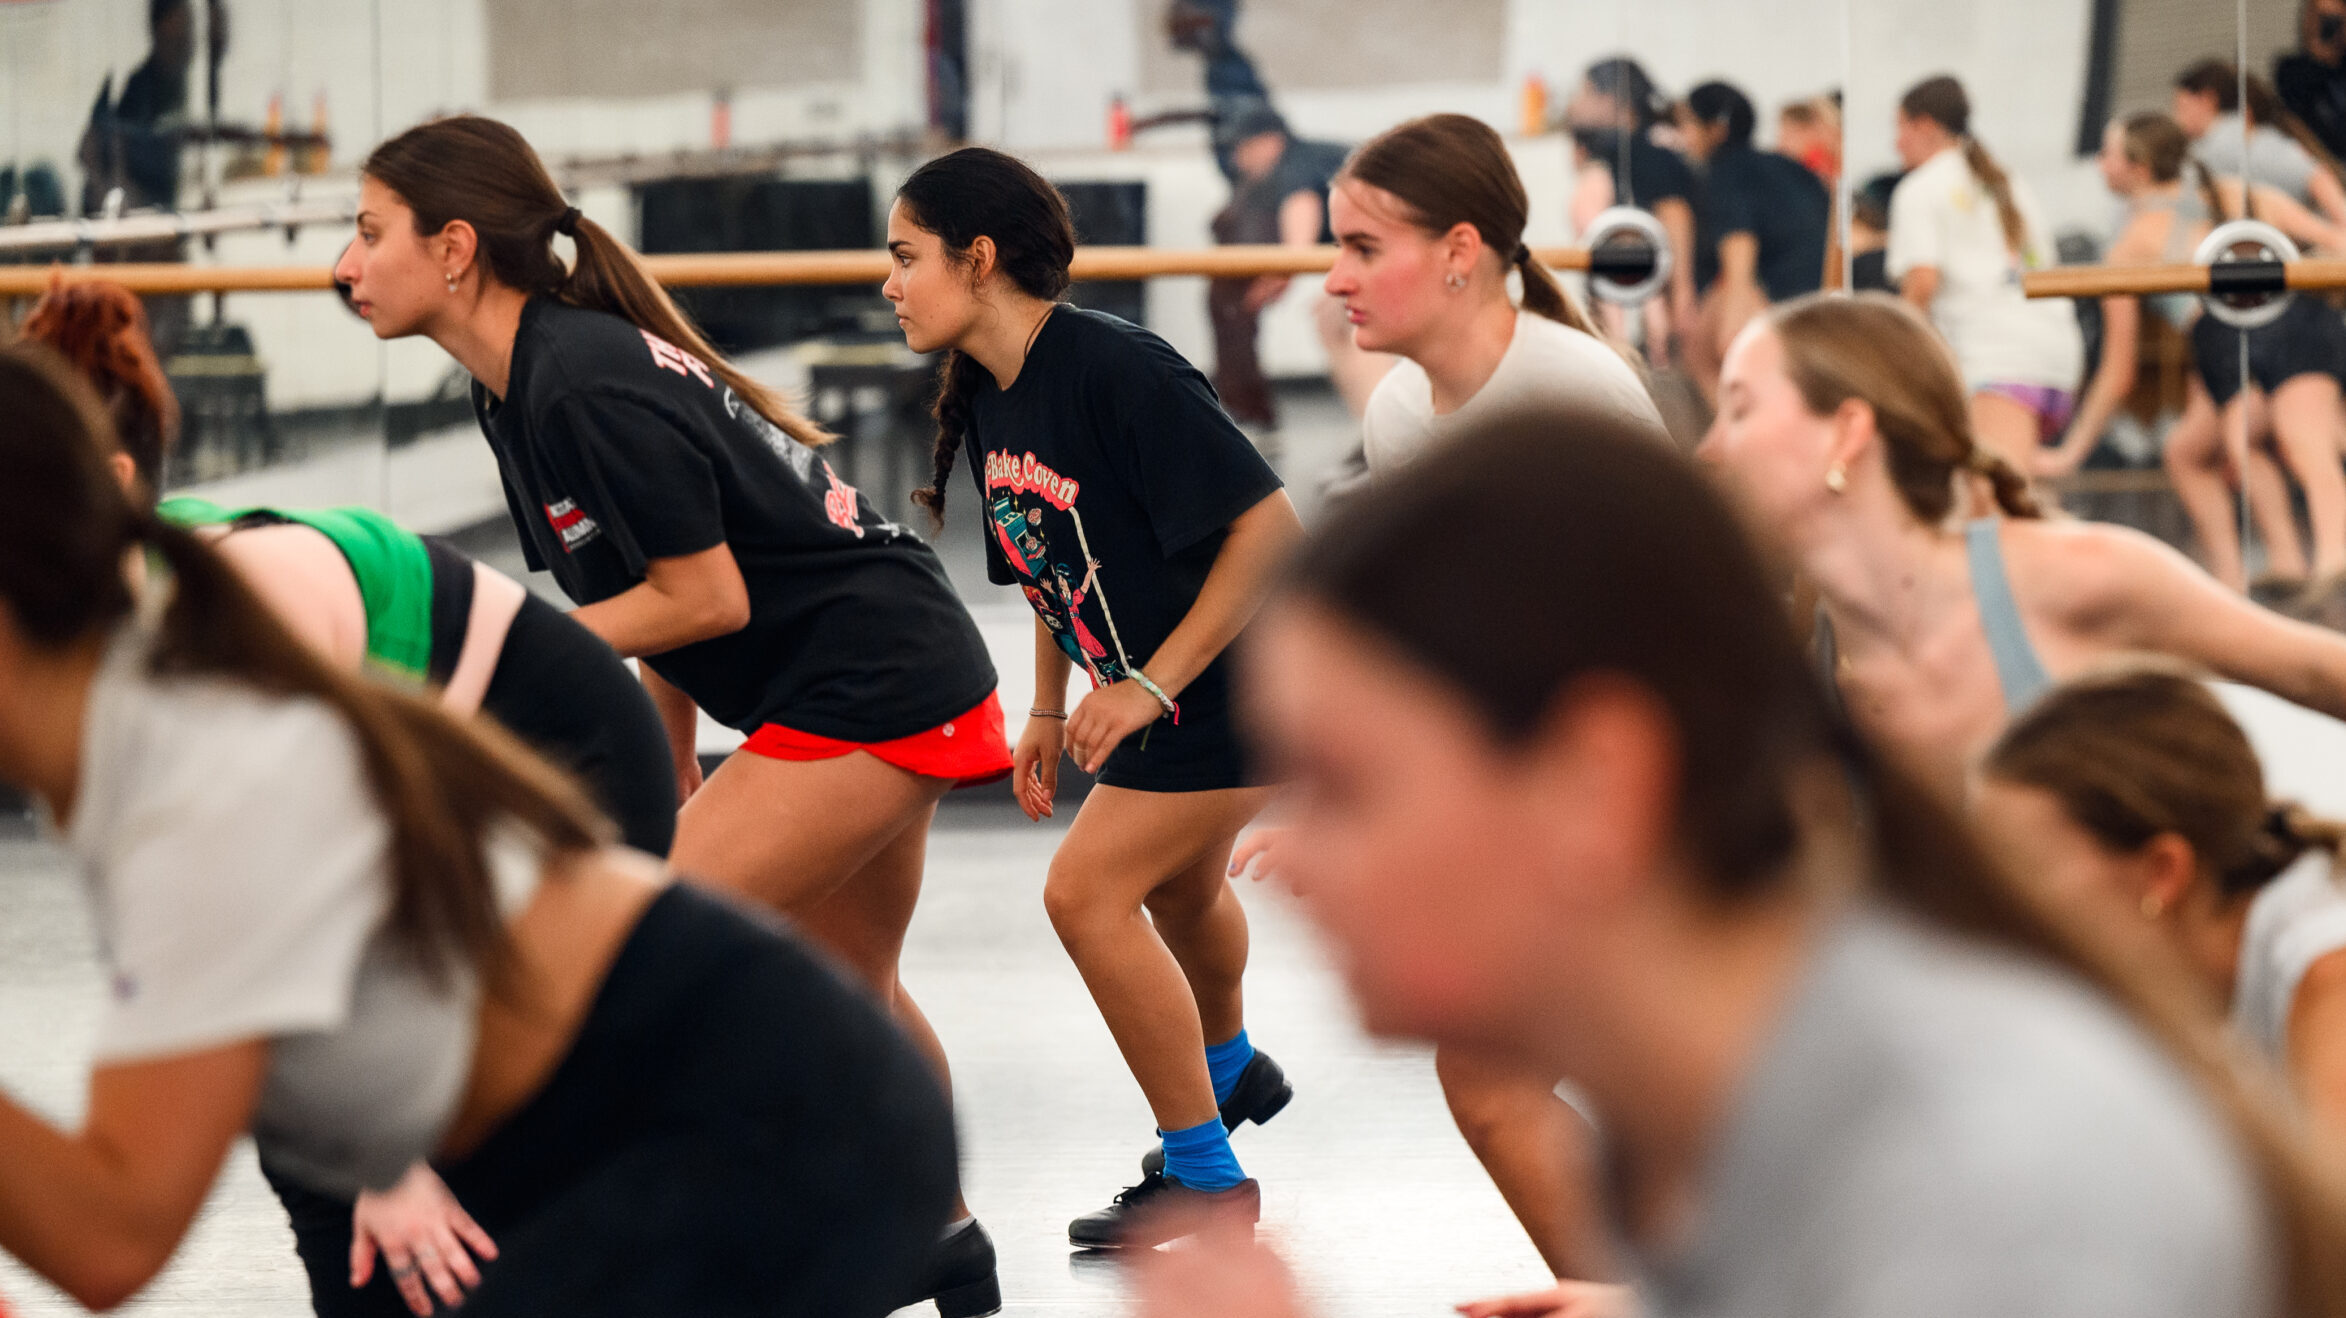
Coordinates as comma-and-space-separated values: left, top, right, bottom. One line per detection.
1887, 147, 2084, 392
50, 624, 539, 1195
2232, 852, 2346, 1068
1360, 309, 1667, 478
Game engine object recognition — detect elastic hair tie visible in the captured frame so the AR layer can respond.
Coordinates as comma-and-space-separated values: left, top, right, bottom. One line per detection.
555, 206, 582, 237
1513, 244, 1533, 264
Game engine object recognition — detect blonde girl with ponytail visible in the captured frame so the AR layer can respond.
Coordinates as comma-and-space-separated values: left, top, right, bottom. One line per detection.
1699, 293, 2346, 804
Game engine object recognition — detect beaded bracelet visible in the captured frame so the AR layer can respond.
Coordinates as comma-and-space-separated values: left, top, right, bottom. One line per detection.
1128, 667, 1180, 723
1028, 707, 1068, 720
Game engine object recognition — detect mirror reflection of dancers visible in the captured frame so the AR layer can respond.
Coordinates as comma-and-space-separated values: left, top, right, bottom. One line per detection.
336, 116, 1011, 1316
885, 147, 1306, 1248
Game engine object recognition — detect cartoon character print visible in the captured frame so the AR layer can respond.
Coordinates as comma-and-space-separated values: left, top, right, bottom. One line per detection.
987, 488, 1124, 687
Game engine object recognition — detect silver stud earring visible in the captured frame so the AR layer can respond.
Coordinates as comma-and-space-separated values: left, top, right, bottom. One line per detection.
1445, 272, 1467, 291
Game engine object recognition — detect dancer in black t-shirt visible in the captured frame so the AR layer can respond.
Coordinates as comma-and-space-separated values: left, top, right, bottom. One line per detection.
885, 147, 1305, 1249
336, 116, 1006, 1318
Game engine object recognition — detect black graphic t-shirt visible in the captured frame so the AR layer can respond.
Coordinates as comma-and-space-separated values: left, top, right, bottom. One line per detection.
474, 298, 997, 740
967, 307, 1281, 735
1697, 144, 1830, 301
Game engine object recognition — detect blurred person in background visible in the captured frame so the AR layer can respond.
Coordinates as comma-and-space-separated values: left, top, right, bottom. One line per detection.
1699, 294, 2346, 804
1848, 173, 1901, 293
1887, 75, 2084, 473
2276, 0, 2346, 162
1977, 665, 2346, 1137
2176, 59, 2346, 226
1567, 57, 1700, 369
1145, 410, 2342, 1318
1676, 80, 1831, 404
2041, 113, 2346, 594
1778, 93, 1841, 187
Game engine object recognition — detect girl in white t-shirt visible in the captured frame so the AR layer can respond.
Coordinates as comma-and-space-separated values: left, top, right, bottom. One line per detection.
1887, 76, 2086, 473
1249, 112, 1665, 1296
1977, 665, 2346, 1138
0, 346, 954, 1317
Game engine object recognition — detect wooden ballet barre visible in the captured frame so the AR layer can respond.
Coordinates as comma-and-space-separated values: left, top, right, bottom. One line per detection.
0, 243, 1633, 298
2023, 258, 2346, 300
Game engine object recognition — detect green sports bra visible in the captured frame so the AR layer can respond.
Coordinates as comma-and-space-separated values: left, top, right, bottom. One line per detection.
157, 496, 443, 683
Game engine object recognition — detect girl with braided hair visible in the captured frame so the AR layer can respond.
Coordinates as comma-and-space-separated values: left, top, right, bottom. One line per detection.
1700, 293, 2346, 804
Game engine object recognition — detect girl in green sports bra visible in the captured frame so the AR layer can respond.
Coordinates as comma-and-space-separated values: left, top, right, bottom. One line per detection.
1701, 294, 2346, 806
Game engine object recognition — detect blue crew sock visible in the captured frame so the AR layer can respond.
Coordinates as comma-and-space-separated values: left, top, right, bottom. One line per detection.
1159, 1117, 1245, 1191
1205, 1028, 1257, 1107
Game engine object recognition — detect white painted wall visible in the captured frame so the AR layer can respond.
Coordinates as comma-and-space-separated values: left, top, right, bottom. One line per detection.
4, 0, 2141, 408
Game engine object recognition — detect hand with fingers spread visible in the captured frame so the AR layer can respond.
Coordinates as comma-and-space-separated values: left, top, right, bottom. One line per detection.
352, 1163, 498, 1315
1067, 679, 1164, 775
1455, 1280, 1637, 1318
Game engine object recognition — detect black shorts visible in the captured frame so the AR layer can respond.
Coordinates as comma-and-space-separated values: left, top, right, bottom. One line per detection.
264, 885, 957, 1318
1095, 670, 1264, 793
480, 593, 678, 857
2192, 297, 2346, 404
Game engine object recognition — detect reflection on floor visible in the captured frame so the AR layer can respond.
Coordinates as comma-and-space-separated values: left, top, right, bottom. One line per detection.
0, 820, 1554, 1317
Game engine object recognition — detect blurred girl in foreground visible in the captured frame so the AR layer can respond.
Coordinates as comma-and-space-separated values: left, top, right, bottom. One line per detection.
1150, 412, 2345, 1318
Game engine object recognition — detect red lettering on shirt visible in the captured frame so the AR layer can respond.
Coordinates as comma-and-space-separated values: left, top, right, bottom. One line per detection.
544, 498, 601, 551
640, 330, 716, 388
981, 450, 1081, 510
821, 462, 865, 538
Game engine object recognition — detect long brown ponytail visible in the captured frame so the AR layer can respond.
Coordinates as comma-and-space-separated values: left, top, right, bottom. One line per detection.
0, 344, 610, 987
1901, 77, 2036, 265
894, 146, 1077, 524
363, 115, 830, 449
1769, 293, 2042, 520
1338, 113, 1606, 342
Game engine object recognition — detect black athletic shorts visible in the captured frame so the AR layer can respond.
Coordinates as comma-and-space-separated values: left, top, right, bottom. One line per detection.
480, 593, 678, 857
1094, 673, 1265, 793
2192, 296, 2346, 404
263, 885, 956, 1318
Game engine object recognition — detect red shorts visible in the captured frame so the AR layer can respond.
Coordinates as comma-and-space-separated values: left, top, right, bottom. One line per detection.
740, 693, 1013, 787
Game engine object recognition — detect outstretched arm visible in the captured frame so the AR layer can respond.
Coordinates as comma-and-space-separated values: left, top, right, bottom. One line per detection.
0, 1043, 267, 1310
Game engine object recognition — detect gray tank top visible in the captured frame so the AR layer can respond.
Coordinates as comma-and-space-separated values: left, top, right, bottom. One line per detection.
1965, 518, 2053, 714
2136, 191, 2209, 331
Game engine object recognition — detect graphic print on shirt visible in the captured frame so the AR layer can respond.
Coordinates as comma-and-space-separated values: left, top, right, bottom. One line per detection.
634, 328, 914, 543
984, 450, 1130, 687
544, 496, 602, 551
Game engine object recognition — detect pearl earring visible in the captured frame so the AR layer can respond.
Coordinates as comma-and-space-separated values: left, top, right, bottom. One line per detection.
1824, 464, 1847, 494
445, 272, 458, 293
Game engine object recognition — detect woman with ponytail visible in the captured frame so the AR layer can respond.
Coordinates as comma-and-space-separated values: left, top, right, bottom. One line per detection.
1978, 663, 2346, 1134
1289, 110, 1659, 1289
1700, 293, 2346, 803
0, 346, 955, 1315
1324, 113, 1663, 481
1887, 76, 2086, 472
337, 115, 1007, 1316
884, 146, 1303, 1250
